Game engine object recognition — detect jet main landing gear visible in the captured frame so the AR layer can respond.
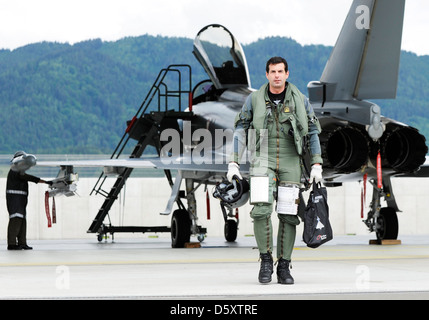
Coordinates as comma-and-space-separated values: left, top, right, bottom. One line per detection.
363, 177, 399, 241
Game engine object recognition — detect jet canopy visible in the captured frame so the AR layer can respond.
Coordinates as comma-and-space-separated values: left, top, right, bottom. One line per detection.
193, 24, 251, 90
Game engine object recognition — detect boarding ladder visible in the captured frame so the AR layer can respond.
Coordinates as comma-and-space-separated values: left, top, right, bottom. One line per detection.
87, 64, 193, 240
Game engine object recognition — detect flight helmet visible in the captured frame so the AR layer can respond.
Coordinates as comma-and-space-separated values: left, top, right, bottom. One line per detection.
12, 151, 26, 160
213, 175, 250, 208
10, 151, 37, 172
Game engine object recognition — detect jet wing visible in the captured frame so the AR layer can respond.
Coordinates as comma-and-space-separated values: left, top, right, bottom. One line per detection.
36, 155, 241, 173
36, 154, 232, 199
36, 158, 158, 169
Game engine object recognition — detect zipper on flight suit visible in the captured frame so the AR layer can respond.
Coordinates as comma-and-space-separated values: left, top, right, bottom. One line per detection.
274, 104, 280, 178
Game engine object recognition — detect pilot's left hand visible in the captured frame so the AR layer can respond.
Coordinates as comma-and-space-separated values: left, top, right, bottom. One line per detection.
310, 164, 323, 184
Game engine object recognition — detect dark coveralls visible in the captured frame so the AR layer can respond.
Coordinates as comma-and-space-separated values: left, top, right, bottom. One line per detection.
6, 169, 41, 247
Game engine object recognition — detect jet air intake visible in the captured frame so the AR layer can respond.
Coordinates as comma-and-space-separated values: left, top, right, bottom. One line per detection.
377, 124, 427, 173
321, 126, 369, 173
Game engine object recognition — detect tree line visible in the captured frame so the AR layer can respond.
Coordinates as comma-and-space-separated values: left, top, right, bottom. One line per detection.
0, 34, 427, 155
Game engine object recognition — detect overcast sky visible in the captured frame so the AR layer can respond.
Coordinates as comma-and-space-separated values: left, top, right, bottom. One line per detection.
0, 0, 428, 55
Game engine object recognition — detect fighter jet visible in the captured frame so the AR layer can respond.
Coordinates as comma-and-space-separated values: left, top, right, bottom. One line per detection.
37, 0, 428, 247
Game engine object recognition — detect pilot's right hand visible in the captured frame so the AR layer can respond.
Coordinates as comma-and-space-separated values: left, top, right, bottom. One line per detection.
227, 162, 242, 182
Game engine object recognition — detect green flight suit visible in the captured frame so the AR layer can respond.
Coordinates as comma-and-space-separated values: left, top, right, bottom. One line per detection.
232, 82, 322, 260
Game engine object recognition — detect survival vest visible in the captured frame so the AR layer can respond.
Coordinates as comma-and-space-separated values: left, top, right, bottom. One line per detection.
251, 82, 309, 156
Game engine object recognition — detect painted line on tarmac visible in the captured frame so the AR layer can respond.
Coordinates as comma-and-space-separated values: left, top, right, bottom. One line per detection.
1, 252, 428, 267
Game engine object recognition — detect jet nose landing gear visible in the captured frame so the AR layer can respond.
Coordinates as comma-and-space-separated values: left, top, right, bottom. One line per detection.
220, 204, 239, 243
224, 218, 238, 242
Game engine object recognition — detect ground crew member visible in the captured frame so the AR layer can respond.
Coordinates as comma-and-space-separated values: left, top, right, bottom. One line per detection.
227, 57, 323, 284
6, 151, 52, 250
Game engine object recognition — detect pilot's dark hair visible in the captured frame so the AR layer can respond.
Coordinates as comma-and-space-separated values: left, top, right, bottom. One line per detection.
266, 57, 288, 73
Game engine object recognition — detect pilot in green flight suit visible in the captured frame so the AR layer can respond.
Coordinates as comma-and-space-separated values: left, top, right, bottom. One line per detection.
227, 57, 323, 284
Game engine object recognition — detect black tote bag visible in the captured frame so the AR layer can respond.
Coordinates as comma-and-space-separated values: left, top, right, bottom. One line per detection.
303, 182, 333, 248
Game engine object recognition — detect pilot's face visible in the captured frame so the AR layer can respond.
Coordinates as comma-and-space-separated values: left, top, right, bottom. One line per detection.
266, 63, 289, 93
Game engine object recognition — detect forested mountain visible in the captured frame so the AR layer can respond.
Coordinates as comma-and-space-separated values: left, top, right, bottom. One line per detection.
0, 34, 427, 154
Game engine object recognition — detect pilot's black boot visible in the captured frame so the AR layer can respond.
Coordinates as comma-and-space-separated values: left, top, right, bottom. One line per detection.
277, 258, 294, 285
258, 253, 273, 284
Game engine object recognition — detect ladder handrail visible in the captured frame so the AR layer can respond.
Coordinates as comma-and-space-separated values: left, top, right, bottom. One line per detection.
135, 64, 191, 118
113, 64, 192, 159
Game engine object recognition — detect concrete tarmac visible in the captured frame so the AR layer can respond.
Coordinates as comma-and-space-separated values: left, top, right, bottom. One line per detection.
1, 234, 429, 300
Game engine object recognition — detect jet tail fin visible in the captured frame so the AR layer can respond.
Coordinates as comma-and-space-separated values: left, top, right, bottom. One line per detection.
319, 0, 405, 101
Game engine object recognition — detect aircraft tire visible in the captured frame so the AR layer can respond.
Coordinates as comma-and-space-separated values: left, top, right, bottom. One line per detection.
224, 219, 238, 242
171, 209, 191, 248
376, 207, 399, 240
